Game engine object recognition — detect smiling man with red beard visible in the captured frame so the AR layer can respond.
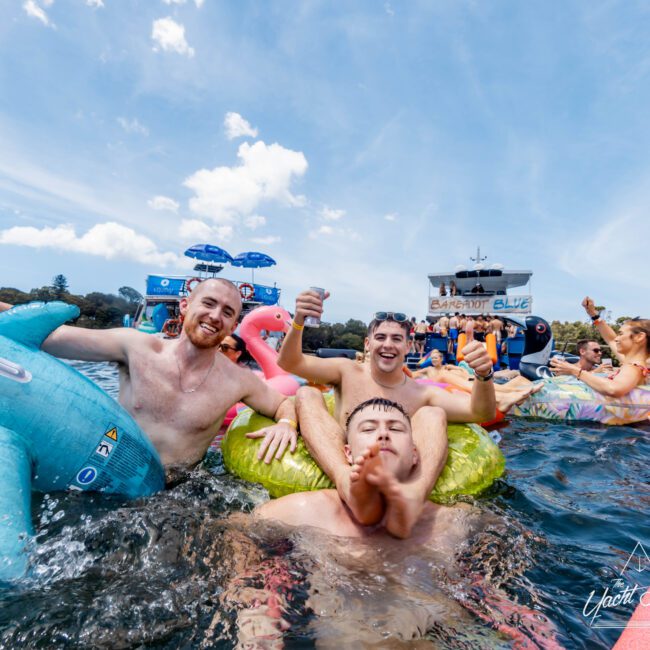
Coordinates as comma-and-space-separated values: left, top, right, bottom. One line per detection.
1, 279, 297, 478
278, 289, 496, 539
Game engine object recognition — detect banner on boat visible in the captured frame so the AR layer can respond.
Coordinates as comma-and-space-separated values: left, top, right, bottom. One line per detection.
145, 275, 186, 296
428, 295, 532, 315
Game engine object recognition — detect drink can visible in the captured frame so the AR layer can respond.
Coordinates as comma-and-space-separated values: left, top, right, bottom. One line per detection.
303, 287, 325, 328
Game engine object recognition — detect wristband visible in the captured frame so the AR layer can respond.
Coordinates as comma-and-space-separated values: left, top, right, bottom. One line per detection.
592, 319, 602, 326
590, 313, 601, 322
278, 418, 298, 429
291, 320, 304, 331
475, 369, 494, 382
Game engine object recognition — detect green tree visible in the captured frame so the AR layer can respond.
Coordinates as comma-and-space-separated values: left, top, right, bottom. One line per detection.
119, 286, 143, 304
51, 274, 69, 299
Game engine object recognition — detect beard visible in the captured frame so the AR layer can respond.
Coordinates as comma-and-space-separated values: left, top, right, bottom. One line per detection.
182, 317, 225, 350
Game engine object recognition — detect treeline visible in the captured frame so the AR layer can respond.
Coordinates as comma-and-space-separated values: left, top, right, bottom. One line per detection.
301, 319, 367, 352
0, 275, 142, 329
550, 317, 629, 354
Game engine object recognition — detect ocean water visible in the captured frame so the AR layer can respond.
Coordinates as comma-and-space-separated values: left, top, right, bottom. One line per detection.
1, 361, 649, 648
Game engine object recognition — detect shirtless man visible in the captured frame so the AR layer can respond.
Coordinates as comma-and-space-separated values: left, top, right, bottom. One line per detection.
257, 397, 473, 542
575, 339, 604, 372
488, 315, 504, 345
277, 290, 495, 538
0, 280, 297, 472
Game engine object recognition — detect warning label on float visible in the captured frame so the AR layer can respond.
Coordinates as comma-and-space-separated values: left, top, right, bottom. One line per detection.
69, 423, 164, 497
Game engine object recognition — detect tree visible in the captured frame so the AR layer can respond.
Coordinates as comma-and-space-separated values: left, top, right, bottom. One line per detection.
51, 274, 69, 299
119, 286, 143, 304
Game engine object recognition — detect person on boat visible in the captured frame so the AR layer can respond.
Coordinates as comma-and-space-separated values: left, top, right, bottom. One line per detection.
0, 280, 298, 476
488, 315, 504, 346
277, 289, 495, 539
449, 280, 458, 296
439, 282, 447, 296
550, 319, 650, 397
414, 319, 428, 355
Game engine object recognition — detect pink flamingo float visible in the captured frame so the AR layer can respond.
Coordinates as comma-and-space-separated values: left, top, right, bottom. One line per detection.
219, 306, 304, 435
238, 305, 303, 395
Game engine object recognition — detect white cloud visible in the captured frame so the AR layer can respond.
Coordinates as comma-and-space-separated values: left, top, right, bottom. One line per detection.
148, 195, 179, 212
321, 206, 345, 221
117, 117, 149, 136
86, 0, 104, 7
184, 140, 308, 224
224, 112, 259, 140
309, 225, 334, 238
178, 219, 233, 242
23, 1, 52, 26
151, 17, 195, 58
384, 213, 397, 221
0, 223, 179, 266
195, 0, 204, 7
251, 235, 281, 245
244, 215, 266, 229
384, 3, 395, 17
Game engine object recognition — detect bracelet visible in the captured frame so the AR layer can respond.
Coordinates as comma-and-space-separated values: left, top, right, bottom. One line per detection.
592, 319, 602, 326
278, 418, 298, 429
590, 313, 601, 322
291, 320, 304, 331
475, 369, 494, 382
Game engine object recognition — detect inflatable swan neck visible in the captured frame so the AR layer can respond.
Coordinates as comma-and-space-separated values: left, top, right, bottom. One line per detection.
0, 301, 79, 348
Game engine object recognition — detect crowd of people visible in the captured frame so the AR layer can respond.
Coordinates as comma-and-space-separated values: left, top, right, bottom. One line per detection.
408, 312, 513, 355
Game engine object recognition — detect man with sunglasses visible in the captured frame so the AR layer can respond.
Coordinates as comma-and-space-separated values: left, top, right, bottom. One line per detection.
576, 339, 605, 372
278, 289, 495, 539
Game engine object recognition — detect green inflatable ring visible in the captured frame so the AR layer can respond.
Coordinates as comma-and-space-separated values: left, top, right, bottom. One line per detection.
222, 400, 505, 503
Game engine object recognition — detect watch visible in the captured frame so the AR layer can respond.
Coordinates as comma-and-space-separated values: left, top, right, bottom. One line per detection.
476, 370, 494, 382
590, 313, 601, 322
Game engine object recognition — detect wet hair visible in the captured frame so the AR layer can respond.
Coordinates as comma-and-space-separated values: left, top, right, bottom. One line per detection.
576, 339, 597, 354
367, 318, 411, 338
345, 397, 411, 432
625, 319, 650, 354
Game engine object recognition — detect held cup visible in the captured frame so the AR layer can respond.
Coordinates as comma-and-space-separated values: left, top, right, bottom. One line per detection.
304, 287, 325, 328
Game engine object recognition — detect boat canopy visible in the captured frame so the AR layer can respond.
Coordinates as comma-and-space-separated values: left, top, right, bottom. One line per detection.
428, 270, 532, 294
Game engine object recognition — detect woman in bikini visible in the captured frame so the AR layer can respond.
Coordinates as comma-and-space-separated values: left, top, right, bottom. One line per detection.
550, 319, 650, 397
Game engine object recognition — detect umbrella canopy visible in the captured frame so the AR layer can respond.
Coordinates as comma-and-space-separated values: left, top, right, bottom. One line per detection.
231, 251, 277, 285
184, 244, 234, 264
231, 252, 277, 268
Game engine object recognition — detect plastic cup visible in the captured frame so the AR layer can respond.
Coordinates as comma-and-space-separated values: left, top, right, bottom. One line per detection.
304, 287, 325, 328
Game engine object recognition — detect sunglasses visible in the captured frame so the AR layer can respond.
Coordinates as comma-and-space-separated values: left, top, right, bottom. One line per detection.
592, 348, 602, 354
219, 343, 237, 352
374, 312, 408, 323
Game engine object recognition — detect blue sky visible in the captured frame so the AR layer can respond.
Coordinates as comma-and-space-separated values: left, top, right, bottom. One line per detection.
1, 1, 649, 323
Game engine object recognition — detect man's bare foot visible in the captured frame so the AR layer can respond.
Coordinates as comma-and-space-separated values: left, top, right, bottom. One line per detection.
342, 443, 384, 525
364, 456, 424, 539
496, 382, 543, 413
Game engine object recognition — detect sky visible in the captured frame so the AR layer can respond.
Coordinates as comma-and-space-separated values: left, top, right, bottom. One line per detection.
1, 0, 649, 324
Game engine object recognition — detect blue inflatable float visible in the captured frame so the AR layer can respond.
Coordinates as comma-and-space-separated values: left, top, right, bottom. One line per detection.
0, 302, 165, 581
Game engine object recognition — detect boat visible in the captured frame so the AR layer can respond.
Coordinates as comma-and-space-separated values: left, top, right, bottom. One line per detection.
416, 247, 534, 370
427, 247, 532, 318
130, 245, 281, 335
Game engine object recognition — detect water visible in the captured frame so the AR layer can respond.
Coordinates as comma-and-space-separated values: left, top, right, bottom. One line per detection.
1, 361, 649, 648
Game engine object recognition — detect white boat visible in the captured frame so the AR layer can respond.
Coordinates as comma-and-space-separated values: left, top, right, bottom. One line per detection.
427, 247, 532, 318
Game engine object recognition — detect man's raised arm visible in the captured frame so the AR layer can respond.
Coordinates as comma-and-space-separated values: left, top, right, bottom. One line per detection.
0, 300, 132, 364
277, 289, 345, 385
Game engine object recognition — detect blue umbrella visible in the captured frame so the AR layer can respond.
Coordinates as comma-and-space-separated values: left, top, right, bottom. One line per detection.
231, 251, 277, 284
184, 243, 234, 264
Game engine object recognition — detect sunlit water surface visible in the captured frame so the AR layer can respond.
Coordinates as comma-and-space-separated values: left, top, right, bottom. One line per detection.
1, 361, 649, 648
